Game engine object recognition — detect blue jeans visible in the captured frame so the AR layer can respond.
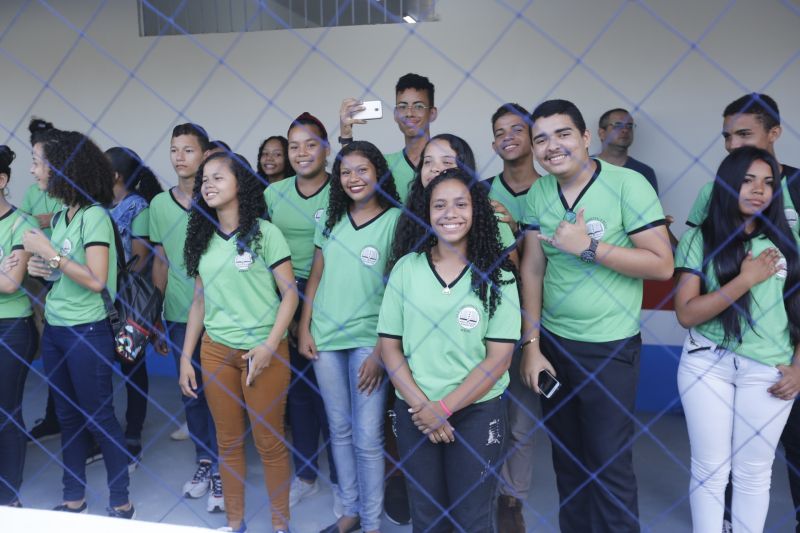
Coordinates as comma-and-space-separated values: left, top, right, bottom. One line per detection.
40, 319, 130, 507
394, 397, 505, 533
288, 278, 336, 484
166, 321, 218, 467
314, 347, 387, 530
0, 316, 37, 505
119, 351, 148, 443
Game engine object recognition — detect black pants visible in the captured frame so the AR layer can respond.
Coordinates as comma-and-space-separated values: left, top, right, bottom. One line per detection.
395, 397, 505, 533
0, 317, 38, 504
540, 329, 641, 533
119, 354, 148, 442
287, 278, 337, 484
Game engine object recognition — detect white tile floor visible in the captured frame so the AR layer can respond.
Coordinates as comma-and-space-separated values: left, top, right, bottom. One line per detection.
16, 371, 797, 532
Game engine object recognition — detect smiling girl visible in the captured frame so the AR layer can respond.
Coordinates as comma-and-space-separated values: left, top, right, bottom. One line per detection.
297, 141, 401, 533
22, 129, 134, 519
389, 134, 516, 270
180, 152, 298, 533
256, 135, 294, 190
378, 168, 520, 532
264, 113, 339, 507
675, 146, 800, 532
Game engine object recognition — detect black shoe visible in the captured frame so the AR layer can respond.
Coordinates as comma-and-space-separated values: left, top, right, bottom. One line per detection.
28, 417, 60, 443
320, 517, 361, 533
53, 501, 88, 514
384, 475, 411, 525
127, 443, 142, 473
86, 443, 103, 465
107, 504, 135, 519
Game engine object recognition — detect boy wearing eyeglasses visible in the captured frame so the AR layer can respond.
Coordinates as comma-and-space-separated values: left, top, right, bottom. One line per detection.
596, 108, 659, 194
339, 73, 437, 202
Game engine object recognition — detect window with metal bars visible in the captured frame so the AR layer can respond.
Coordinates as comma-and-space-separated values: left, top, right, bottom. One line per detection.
138, 0, 437, 36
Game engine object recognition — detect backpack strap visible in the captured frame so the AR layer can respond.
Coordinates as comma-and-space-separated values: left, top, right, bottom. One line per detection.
80, 204, 125, 331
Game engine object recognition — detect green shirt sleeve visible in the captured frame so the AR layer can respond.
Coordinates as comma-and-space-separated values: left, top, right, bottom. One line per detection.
131, 208, 149, 238
377, 258, 406, 338
264, 187, 275, 219
149, 201, 162, 244
83, 206, 114, 248
621, 172, 666, 234
261, 221, 292, 269
485, 274, 521, 342
686, 182, 712, 227
521, 182, 541, 231
675, 227, 704, 275
11, 211, 37, 249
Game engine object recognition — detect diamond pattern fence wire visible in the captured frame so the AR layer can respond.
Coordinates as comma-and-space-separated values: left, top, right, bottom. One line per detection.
1, 1, 799, 532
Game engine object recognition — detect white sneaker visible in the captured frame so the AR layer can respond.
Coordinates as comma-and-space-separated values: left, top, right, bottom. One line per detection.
170, 422, 190, 441
207, 473, 224, 513
289, 477, 318, 507
183, 461, 212, 498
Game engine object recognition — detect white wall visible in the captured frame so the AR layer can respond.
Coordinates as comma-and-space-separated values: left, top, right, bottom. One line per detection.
2, 0, 798, 232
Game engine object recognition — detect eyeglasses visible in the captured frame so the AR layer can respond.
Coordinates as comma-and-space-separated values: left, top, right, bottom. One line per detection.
395, 103, 431, 114
605, 122, 636, 130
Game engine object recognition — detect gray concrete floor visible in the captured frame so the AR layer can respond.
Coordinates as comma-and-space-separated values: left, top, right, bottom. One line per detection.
16, 371, 797, 532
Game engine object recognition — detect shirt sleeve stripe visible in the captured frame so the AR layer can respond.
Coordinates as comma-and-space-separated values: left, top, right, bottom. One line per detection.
269, 255, 291, 270
627, 218, 667, 236
378, 333, 402, 340
84, 241, 110, 248
485, 337, 518, 344
675, 266, 702, 277
521, 223, 540, 232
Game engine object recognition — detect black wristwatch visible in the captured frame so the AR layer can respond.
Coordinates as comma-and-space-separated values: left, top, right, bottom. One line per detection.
338, 136, 353, 145
579, 238, 599, 264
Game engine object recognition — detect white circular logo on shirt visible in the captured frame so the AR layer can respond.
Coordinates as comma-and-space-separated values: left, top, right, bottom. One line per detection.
60, 238, 73, 256
457, 306, 481, 330
314, 209, 324, 223
785, 209, 798, 229
360, 246, 379, 266
234, 251, 253, 271
586, 219, 606, 240
776, 257, 788, 279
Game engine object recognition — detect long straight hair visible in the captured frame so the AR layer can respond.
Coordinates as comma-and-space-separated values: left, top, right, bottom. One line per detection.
701, 146, 800, 347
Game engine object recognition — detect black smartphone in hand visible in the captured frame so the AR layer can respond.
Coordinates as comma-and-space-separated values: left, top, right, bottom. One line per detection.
538, 370, 561, 399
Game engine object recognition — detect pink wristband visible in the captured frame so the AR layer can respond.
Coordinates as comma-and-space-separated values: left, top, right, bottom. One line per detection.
438, 399, 453, 418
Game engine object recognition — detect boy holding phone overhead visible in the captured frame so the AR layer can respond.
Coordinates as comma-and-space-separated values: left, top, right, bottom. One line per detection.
339, 73, 438, 203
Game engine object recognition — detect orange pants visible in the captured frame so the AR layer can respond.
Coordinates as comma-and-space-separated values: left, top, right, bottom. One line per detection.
201, 334, 291, 527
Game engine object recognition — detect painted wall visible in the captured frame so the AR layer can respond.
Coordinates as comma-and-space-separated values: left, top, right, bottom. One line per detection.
2, 0, 798, 233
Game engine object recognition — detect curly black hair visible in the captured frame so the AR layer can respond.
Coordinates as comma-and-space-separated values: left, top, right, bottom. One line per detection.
38, 129, 113, 207
256, 135, 294, 189
388, 133, 477, 271
324, 141, 401, 237
0, 145, 15, 178
28, 117, 54, 145
184, 152, 267, 277
421, 168, 517, 319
